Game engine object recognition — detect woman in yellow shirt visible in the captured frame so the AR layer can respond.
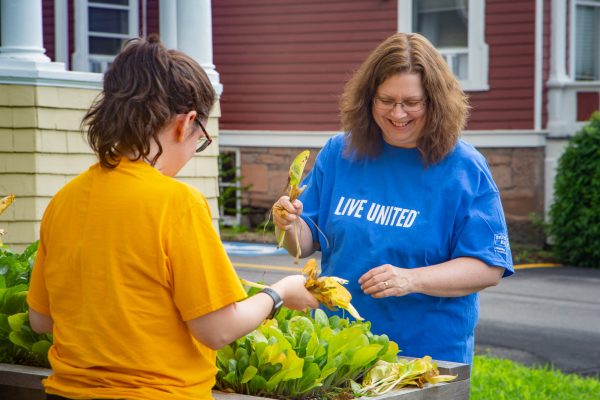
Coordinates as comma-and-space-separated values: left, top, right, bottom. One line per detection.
27, 35, 318, 400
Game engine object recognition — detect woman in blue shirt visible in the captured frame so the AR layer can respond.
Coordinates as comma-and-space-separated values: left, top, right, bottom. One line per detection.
272, 32, 514, 365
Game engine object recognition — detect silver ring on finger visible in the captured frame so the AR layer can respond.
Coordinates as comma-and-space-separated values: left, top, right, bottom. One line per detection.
383, 280, 389, 289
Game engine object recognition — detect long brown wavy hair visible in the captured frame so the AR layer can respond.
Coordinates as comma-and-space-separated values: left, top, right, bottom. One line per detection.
340, 32, 469, 164
83, 35, 216, 168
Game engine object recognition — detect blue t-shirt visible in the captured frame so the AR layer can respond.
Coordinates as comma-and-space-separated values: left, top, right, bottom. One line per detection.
299, 134, 514, 364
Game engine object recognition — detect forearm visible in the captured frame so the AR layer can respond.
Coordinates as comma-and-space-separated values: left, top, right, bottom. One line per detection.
276, 217, 316, 258
187, 292, 275, 349
411, 257, 504, 297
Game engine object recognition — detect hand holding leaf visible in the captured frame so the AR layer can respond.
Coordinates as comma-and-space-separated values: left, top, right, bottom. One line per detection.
272, 150, 310, 264
302, 258, 363, 321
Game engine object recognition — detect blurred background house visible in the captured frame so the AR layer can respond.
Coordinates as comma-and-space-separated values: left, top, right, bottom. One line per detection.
1, 0, 598, 248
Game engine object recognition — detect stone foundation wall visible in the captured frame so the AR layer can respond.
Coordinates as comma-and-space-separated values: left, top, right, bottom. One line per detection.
238, 145, 546, 244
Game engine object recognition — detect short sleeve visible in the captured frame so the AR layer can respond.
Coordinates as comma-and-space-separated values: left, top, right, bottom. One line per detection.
451, 191, 514, 277
27, 235, 51, 315
299, 138, 333, 247
166, 195, 246, 321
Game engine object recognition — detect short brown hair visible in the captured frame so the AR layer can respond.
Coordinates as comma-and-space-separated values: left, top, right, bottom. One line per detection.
83, 35, 216, 168
340, 32, 469, 164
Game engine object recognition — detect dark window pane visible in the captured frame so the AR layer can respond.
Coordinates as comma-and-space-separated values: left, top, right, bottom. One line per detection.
414, 0, 468, 48
89, 7, 129, 34
576, 5, 599, 81
91, 0, 129, 5
89, 36, 126, 55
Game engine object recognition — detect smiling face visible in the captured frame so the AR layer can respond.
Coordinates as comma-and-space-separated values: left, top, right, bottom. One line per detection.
372, 72, 427, 148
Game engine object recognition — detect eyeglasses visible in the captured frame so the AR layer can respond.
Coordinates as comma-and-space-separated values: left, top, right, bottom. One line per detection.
194, 116, 212, 153
373, 96, 426, 113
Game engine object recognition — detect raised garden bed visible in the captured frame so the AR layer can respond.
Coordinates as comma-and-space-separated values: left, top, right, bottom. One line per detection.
0, 360, 470, 400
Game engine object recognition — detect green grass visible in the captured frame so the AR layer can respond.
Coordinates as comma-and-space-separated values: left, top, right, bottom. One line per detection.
472, 355, 600, 400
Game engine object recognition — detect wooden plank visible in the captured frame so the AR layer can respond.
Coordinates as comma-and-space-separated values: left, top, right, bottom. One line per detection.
215, 10, 393, 26
0, 364, 50, 389
0, 363, 469, 400
215, 0, 392, 17
213, 380, 470, 400
214, 21, 395, 36
215, 31, 391, 45
216, 41, 386, 55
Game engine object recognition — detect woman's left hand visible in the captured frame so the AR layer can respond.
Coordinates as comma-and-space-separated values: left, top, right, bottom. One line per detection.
358, 264, 414, 298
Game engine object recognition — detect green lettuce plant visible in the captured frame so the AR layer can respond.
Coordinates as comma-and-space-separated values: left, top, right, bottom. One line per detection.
0, 241, 52, 367
215, 306, 399, 399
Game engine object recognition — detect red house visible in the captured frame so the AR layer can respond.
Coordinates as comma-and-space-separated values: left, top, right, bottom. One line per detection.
1, 0, 598, 244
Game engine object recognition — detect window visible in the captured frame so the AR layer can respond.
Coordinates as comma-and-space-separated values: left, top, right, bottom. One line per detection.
398, 0, 489, 91
574, 0, 600, 81
72, 0, 139, 73
218, 149, 243, 227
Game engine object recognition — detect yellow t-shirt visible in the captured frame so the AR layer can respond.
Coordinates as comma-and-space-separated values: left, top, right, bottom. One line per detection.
27, 158, 246, 400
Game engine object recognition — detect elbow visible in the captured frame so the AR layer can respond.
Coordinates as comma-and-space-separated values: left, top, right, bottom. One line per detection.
196, 338, 232, 351
31, 323, 50, 334
28, 310, 53, 334
485, 266, 505, 288
193, 333, 231, 350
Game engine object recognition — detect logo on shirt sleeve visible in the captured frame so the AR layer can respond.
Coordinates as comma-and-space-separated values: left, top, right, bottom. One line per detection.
494, 234, 509, 255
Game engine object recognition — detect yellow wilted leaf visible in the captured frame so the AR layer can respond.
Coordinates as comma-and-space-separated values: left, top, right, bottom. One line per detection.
302, 259, 363, 321
357, 357, 457, 396
0, 194, 15, 216
272, 150, 311, 264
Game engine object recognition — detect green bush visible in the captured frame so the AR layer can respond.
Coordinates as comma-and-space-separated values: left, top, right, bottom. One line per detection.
549, 112, 600, 268
472, 355, 600, 400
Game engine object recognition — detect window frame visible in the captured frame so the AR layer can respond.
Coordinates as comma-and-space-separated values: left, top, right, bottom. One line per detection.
72, 0, 139, 73
397, 0, 489, 91
570, 0, 600, 81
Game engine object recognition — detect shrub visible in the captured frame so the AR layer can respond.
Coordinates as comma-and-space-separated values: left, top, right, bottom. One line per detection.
548, 112, 600, 268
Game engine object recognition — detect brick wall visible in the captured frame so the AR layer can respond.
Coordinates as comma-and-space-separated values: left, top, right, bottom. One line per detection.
238, 146, 545, 244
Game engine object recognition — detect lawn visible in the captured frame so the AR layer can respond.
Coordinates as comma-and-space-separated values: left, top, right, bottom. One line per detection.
472, 355, 600, 399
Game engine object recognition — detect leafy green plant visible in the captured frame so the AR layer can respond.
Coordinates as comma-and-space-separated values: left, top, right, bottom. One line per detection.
471, 355, 600, 400
215, 307, 399, 399
0, 241, 52, 367
548, 112, 600, 268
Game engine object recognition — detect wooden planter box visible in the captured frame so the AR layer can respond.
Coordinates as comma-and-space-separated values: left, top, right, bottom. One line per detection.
0, 360, 470, 400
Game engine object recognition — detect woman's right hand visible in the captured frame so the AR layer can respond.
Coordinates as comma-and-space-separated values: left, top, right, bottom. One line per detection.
271, 275, 319, 311
272, 195, 303, 232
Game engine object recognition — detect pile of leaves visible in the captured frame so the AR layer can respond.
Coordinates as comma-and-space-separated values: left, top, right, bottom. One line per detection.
215, 307, 399, 399
352, 357, 457, 396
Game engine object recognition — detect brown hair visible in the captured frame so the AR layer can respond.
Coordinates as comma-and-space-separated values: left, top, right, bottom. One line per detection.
340, 32, 469, 164
83, 35, 216, 168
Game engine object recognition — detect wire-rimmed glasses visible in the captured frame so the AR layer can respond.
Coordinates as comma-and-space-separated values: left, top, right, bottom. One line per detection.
373, 96, 426, 113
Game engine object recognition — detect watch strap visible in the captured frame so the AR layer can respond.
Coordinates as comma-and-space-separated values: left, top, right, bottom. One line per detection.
260, 287, 283, 319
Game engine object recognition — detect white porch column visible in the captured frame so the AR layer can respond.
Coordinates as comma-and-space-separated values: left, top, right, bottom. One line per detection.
0, 0, 50, 62
546, 0, 570, 138
159, 0, 178, 49
176, 0, 222, 96
544, 0, 571, 216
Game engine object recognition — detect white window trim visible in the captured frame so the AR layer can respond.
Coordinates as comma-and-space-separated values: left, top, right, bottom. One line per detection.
72, 0, 139, 72
569, 0, 600, 81
397, 0, 489, 92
